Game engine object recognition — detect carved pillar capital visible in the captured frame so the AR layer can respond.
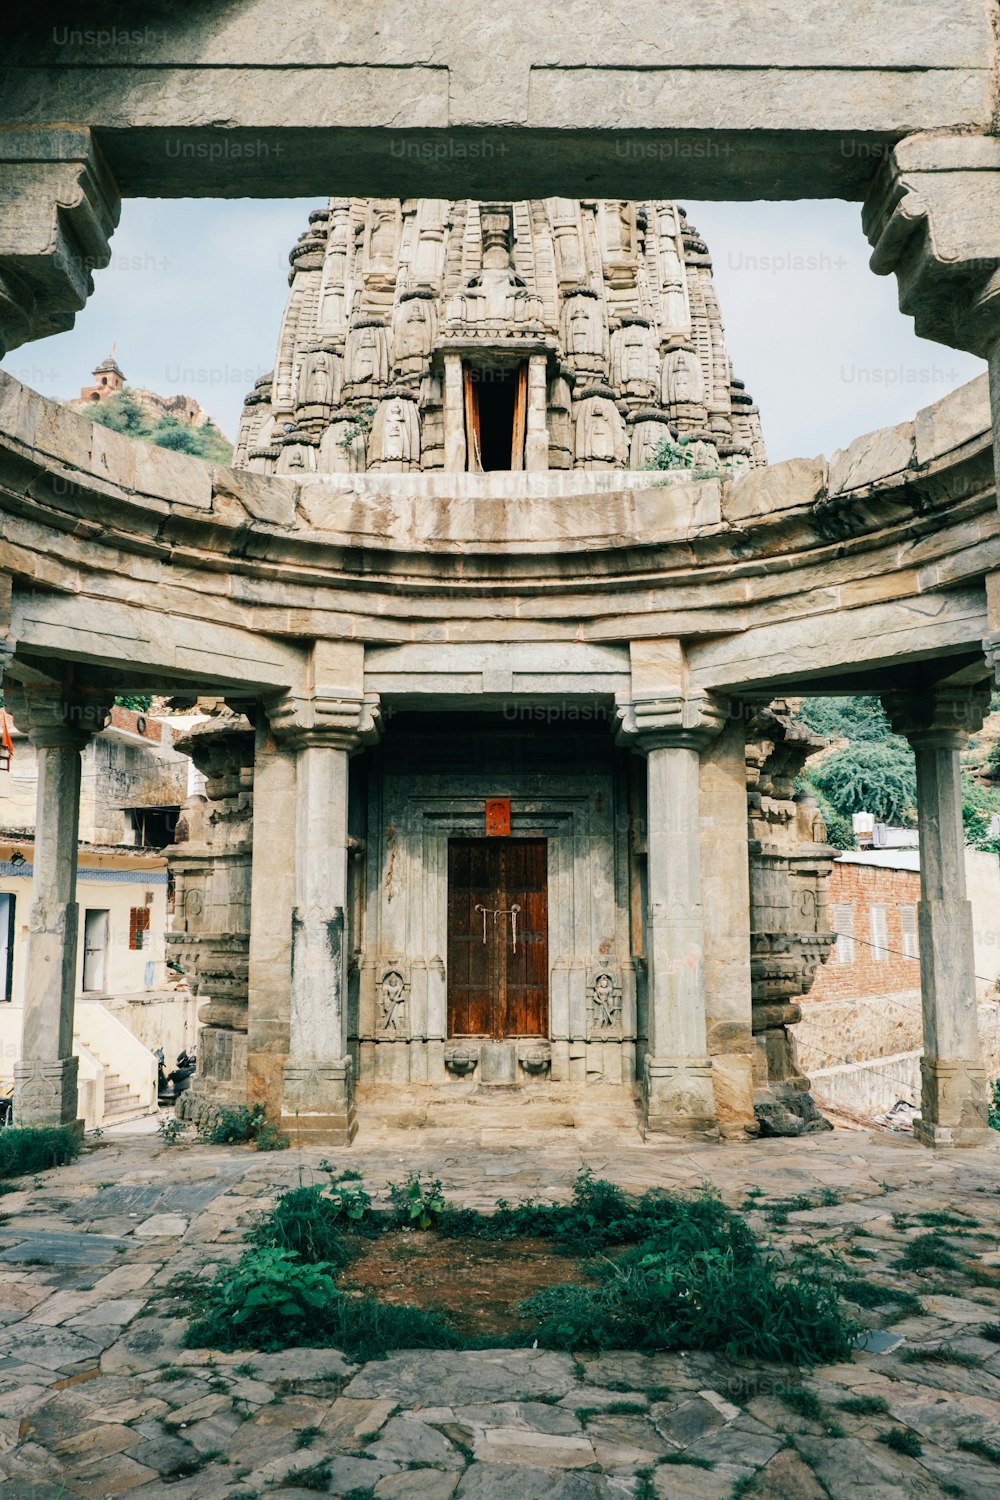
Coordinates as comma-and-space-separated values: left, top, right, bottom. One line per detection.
265, 689, 382, 752
3, 683, 110, 750
0, 127, 120, 357
863, 134, 1000, 358
881, 684, 990, 748
615, 689, 729, 752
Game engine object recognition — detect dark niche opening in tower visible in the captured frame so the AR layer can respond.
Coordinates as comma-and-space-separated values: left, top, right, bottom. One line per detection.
464, 362, 527, 471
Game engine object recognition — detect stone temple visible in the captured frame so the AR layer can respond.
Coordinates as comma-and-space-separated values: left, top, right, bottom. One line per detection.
2, 2, 999, 1156
233, 199, 765, 477
168, 199, 828, 1143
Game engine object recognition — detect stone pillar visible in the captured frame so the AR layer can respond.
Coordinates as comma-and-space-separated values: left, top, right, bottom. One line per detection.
525, 353, 549, 472
618, 688, 727, 1137
267, 650, 380, 1144
884, 686, 992, 1147
168, 708, 256, 1124
700, 712, 757, 1138
443, 352, 466, 473
4, 689, 106, 1128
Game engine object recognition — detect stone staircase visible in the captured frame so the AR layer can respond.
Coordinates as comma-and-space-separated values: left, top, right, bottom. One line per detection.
73, 1009, 157, 1129
100, 1069, 148, 1124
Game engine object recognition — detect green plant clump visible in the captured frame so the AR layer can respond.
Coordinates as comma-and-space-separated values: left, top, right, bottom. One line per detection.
839, 1395, 890, 1416
879, 1428, 923, 1457
809, 739, 917, 826
185, 1246, 461, 1360
521, 1241, 856, 1366
249, 1184, 356, 1267
198, 1104, 289, 1150
389, 1171, 447, 1230
0, 1125, 79, 1180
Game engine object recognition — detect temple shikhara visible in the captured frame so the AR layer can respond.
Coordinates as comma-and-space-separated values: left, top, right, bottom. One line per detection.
234, 198, 765, 477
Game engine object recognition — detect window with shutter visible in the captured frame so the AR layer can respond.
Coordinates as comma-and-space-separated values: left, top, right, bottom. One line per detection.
900, 904, 919, 960
870, 904, 889, 961
129, 906, 151, 951
833, 903, 854, 964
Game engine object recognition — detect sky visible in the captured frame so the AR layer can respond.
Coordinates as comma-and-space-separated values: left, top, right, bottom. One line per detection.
0, 198, 985, 463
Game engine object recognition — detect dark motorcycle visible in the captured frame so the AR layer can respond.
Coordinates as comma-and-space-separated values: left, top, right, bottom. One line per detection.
156, 1048, 196, 1106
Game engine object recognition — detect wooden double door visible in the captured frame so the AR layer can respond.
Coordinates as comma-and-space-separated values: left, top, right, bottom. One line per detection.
447, 838, 549, 1038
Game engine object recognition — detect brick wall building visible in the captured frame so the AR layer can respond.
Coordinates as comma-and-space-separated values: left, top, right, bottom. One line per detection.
809, 857, 921, 1004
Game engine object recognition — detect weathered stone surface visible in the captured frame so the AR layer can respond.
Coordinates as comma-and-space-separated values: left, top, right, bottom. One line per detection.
743, 1448, 828, 1499
367, 1414, 464, 1468
472, 1427, 597, 1468
375, 1471, 460, 1500
723, 458, 826, 523
793, 1436, 941, 1498
343, 1350, 578, 1405
455, 1464, 612, 1499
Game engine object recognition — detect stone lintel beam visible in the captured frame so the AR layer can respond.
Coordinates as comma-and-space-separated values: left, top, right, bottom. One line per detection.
0, 127, 120, 357
881, 683, 991, 1147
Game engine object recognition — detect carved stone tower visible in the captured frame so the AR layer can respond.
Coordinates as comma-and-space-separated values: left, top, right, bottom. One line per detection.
235, 199, 765, 477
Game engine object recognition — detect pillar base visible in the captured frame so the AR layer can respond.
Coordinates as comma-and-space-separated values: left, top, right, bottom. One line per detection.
915, 1057, 991, 1149
641, 1056, 719, 1140
280, 1057, 357, 1146
13, 1057, 79, 1130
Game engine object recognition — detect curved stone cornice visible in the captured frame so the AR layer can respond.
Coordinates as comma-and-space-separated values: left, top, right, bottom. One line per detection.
0, 373, 996, 691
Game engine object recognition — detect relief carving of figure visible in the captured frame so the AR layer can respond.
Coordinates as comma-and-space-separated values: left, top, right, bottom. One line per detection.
377, 967, 410, 1034
562, 291, 607, 370
610, 320, 656, 393
629, 417, 672, 469
297, 350, 339, 409
369, 201, 400, 266
574, 395, 627, 467
587, 970, 623, 1036
345, 319, 391, 387
393, 294, 437, 368
369, 395, 420, 468
661, 347, 705, 407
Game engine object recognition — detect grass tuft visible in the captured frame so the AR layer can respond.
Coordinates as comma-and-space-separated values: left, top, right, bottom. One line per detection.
0, 1125, 79, 1180
838, 1395, 890, 1416
879, 1427, 922, 1457
898, 1346, 980, 1368
894, 1233, 964, 1273
958, 1436, 1000, 1464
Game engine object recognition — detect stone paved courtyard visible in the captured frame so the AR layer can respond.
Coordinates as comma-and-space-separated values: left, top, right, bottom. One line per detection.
3, 1121, 1000, 1498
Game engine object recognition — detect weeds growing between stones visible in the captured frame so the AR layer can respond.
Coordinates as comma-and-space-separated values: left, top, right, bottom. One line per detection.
183, 1169, 860, 1365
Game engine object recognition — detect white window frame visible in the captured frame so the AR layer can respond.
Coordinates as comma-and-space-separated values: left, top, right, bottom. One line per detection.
900, 904, 919, 961
833, 903, 855, 965
870, 904, 889, 963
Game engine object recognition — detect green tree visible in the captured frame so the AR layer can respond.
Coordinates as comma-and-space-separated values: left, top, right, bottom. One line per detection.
797, 695, 893, 743
809, 739, 917, 825
962, 772, 1000, 854
149, 415, 233, 462
114, 695, 153, 713
80, 391, 233, 463
88, 389, 151, 437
